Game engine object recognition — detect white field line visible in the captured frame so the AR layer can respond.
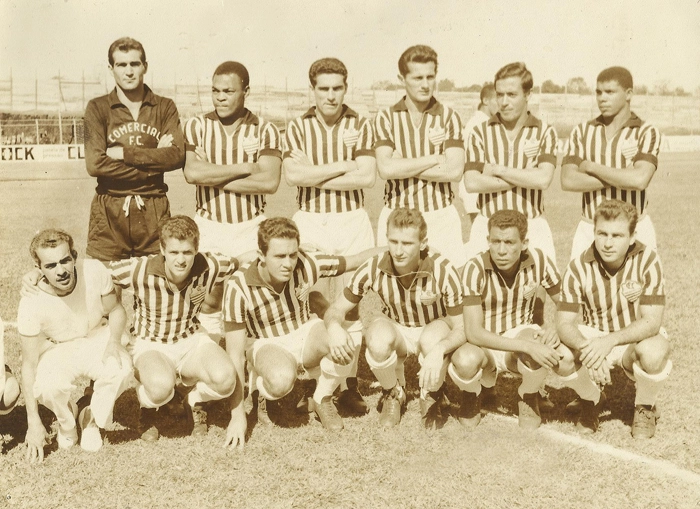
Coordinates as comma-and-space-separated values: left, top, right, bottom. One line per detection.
491, 413, 700, 487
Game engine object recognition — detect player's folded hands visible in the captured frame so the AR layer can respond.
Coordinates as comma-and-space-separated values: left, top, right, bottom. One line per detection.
157, 133, 174, 148
535, 328, 560, 347
579, 336, 615, 370
526, 341, 562, 369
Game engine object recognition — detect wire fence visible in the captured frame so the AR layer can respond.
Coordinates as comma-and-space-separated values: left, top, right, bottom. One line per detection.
1, 73, 699, 145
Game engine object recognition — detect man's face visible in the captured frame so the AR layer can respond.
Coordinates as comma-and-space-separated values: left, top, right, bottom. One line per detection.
488, 226, 526, 272
387, 226, 425, 274
262, 238, 299, 284
212, 73, 248, 120
496, 76, 529, 123
35, 242, 76, 296
596, 80, 630, 118
594, 217, 634, 268
161, 237, 197, 284
110, 49, 147, 92
313, 73, 347, 121
400, 61, 436, 105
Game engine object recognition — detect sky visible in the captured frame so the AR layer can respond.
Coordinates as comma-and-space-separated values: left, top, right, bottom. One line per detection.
1, 0, 699, 91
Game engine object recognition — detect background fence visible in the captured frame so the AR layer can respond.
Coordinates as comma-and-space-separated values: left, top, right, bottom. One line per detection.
1, 72, 699, 145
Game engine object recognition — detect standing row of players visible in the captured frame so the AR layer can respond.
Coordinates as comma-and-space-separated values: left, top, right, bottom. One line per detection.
0, 37, 670, 461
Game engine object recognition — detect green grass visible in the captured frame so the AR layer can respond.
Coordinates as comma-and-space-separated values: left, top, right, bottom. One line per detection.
1, 154, 700, 508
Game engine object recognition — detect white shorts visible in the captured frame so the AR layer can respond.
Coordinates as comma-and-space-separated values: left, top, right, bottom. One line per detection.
293, 208, 375, 256
576, 324, 669, 367
377, 204, 466, 268
466, 214, 556, 264
129, 330, 216, 375
194, 213, 265, 258
393, 323, 424, 356
248, 317, 324, 367
484, 324, 542, 373
570, 214, 657, 261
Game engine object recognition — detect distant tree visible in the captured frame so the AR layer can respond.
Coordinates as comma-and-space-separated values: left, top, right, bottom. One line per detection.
371, 80, 401, 91
438, 79, 455, 92
541, 80, 564, 94
652, 80, 672, 96
566, 77, 591, 95
633, 84, 648, 95
674, 86, 690, 97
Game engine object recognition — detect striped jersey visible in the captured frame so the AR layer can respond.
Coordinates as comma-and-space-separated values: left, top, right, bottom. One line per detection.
465, 113, 558, 218
374, 97, 464, 211
558, 242, 665, 332
110, 252, 237, 343
284, 106, 374, 213
345, 251, 462, 328
223, 251, 345, 338
563, 113, 661, 220
183, 109, 282, 224
462, 248, 560, 334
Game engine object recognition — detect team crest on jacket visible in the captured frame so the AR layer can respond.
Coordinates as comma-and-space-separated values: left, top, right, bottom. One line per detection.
428, 126, 446, 147
343, 128, 360, 148
522, 281, 538, 301
190, 285, 207, 306
242, 133, 260, 157
621, 280, 643, 303
522, 138, 540, 159
620, 138, 638, 163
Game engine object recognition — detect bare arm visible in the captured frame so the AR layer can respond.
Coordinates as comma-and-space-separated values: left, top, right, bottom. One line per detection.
560, 162, 606, 192
21, 333, 49, 462
341, 246, 387, 273
493, 162, 556, 190
417, 146, 466, 182
223, 324, 247, 450
283, 151, 353, 187
221, 154, 282, 194
100, 291, 129, 368
317, 155, 377, 190
583, 159, 656, 191
375, 145, 442, 180
463, 169, 512, 193
183, 150, 257, 186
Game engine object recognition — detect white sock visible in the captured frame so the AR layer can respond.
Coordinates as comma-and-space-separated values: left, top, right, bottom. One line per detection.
517, 359, 548, 398
396, 356, 406, 387
340, 322, 363, 391
633, 360, 672, 407
448, 364, 483, 395
365, 349, 398, 390
560, 366, 601, 404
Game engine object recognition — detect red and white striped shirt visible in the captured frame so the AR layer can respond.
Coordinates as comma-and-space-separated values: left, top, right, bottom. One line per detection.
563, 113, 661, 220
558, 242, 665, 332
462, 248, 560, 334
465, 113, 558, 218
223, 251, 345, 338
284, 106, 374, 213
345, 251, 462, 328
184, 109, 282, 224
111, 252, 237, 343
374, 97, 464, 212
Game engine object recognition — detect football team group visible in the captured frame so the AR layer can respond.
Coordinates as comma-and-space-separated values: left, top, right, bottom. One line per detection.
0, 36, 671, 462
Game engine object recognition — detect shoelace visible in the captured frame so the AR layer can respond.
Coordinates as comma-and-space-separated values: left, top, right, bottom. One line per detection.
123, 195, 145, 217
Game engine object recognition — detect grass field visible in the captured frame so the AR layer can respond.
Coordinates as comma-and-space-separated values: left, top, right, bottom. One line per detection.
1, 154, 700, 508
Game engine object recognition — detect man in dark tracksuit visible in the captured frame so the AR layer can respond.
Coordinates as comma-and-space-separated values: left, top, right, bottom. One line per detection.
84, 37, 185, 262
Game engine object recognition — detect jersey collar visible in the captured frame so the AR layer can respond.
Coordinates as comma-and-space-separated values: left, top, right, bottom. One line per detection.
243, 255, 305, 292
391, 96, 443, 116
377, 250, 435, 279
591, 111, 642, 128
146, 252, 209, 283
204, 108, 260, 125
301, 104, 358, 120
108, 84, 157, 108
487, 112, 541, 128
